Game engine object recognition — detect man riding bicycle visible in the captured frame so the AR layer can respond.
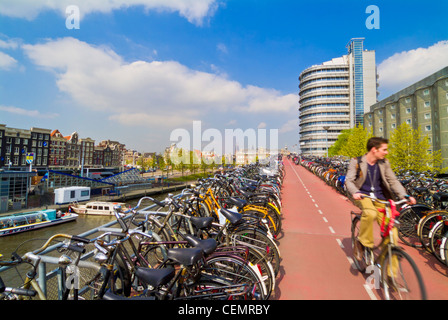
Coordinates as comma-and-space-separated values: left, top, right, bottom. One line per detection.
345, 137, 416, 265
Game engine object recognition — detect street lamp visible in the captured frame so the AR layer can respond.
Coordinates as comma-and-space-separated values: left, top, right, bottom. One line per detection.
323, 126, 330, 158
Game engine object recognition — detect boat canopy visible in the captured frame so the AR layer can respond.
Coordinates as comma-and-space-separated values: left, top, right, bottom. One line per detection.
0, 211, 53, 230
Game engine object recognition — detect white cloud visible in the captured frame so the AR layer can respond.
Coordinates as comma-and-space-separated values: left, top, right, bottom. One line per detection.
378, 40, 448, 94
0, 38, 20, 50
217, 43, 228, 54
0, 0, 220, 25
279, 118, 298, 134
0, 105, 59, 118
0, 52, 18, 70
22, 37, 297, 129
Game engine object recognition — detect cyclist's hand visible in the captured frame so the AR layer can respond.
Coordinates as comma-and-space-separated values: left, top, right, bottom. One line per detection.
405, 196, 417, 205
352, 193, 363, 200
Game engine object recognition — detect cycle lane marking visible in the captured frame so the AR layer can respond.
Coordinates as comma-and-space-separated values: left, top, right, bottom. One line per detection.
290, 162, 338, 234
290, 160, 378, 300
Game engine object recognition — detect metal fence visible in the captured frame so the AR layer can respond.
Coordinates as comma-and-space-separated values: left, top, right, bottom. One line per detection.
0, 200, 163, 300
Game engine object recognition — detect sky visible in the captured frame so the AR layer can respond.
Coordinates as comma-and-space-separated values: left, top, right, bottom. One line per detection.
1, 0, 448, 154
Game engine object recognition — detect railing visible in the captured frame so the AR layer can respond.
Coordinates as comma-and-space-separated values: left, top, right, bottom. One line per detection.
0, 200, 163, 300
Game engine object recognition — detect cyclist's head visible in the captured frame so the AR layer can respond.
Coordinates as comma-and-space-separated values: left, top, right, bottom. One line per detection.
367, 137, 388, 152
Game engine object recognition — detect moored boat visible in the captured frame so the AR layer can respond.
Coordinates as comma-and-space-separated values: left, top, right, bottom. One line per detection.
69, 201, 126, 216
0, 209, 78, 237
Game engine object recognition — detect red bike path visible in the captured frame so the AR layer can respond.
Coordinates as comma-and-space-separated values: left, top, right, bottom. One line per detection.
273, 158, 448, 300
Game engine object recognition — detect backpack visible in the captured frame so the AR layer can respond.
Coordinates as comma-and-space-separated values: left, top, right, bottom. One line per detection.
355, 156, 362, 180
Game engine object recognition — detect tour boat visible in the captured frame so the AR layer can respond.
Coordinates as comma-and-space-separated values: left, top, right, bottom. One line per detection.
0, 209, 78, 237
68, 201, 126, 216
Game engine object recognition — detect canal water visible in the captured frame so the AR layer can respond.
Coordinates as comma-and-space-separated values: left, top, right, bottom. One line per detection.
0, 193, 173, 287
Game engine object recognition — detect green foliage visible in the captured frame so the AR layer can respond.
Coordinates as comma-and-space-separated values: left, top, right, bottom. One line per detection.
388, 123, 443, 173
330, 125, 372, 158
328, 129, 350, 156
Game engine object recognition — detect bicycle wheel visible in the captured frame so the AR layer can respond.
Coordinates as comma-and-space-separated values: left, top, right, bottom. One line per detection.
429, 220, 448, 264
350, 214, 371, 273
418, 211, 448, 253
397, 206, 427, 248
87, 250, 132, 299
230, 227, 281, 276
203, 256, 267, 300
382, 247, 427, 300
245, 246, 275, 298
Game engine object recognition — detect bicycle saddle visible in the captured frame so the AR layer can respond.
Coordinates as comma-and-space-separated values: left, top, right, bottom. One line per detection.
219, 207, 242, 224
167, 248, 204, 266
433, 192, 448, 202
183, 234, 217, 256
190, 216, 214, 229
134, 266, 175, 288
227, 197, 247, 209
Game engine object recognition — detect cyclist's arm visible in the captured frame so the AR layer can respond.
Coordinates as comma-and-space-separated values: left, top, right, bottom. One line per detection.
382, 160, 410, 201
344, 157, 362, 197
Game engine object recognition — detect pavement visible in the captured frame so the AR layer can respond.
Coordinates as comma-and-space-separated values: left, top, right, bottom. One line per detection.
273, 158, 448, 300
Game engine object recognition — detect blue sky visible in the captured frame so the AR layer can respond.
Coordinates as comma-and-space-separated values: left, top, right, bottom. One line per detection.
1, 0, 447, 153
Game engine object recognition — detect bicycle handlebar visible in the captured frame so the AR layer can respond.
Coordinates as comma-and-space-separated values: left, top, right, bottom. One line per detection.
359, 194, 410, 206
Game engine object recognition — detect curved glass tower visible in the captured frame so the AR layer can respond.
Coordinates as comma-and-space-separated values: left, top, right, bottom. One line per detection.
298, 38, 378, 156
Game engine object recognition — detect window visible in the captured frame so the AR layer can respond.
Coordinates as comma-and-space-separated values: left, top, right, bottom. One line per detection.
424, 101, 430, 108
425, 125, 431, 131
379, 127, 383, 132
391, 123, 396, 129
378, 110, 383, 114
379, 118, 383, 123
81, 190, 89, 197
423, 89, 430, 96
424, 113, 431, 120
406, 108, 411, 114
405, 97, 411, 104
406, 119, 412, 125
391, 113, 396, 119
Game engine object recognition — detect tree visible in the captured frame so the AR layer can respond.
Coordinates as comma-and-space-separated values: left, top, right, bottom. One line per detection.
388, 123, 443, 173
332, 125, 372, 158
328, 129, 350, 156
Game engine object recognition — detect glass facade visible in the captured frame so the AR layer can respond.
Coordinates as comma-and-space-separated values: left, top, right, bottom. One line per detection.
348, 38, 365, 126
0, 172, 36, 212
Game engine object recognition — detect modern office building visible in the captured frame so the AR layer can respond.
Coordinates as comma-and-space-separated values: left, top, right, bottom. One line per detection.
298, 38, 378, 156
364, 66, 448, 167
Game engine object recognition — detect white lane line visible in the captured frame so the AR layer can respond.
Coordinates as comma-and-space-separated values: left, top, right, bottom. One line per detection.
291, 161, 377, 300
336, 238, 344, 248
322, 217, 328, 223
363, 285, 378, 300
318, 210, 323, 215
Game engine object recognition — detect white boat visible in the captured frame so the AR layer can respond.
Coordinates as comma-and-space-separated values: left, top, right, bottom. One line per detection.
69, 201, 126, 216
0, 209, 78, 237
